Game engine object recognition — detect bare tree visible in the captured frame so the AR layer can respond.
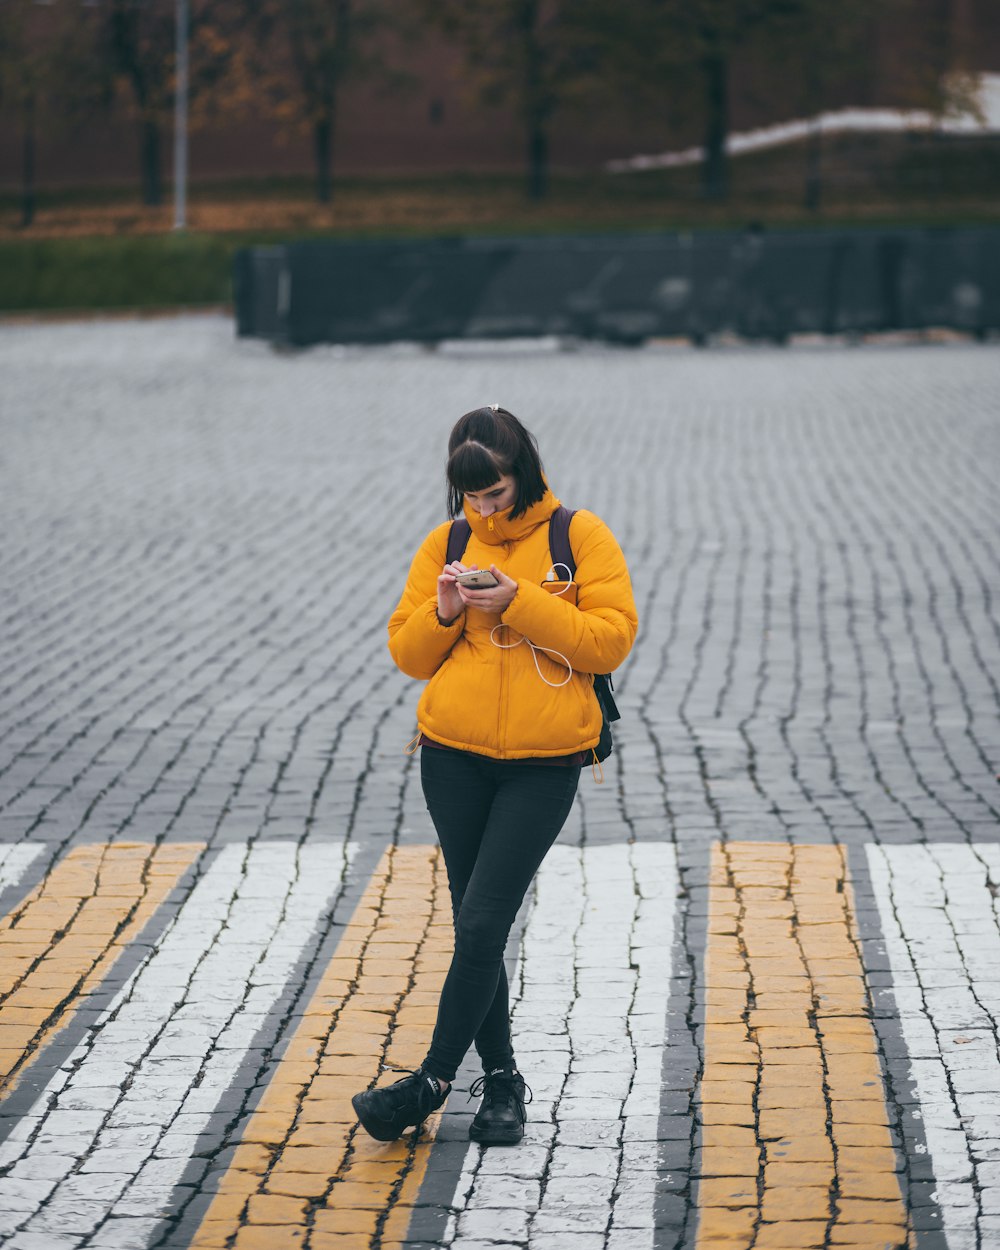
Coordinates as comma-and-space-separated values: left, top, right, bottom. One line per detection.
662, 0, 820, 201
241, 0, 404, 204
421, 0, 604, 201
87, 0, 240, 206
0, 0, 41, 225
0, 1, 106, 226
595, 0, 819, 202
762, 0, 881, 211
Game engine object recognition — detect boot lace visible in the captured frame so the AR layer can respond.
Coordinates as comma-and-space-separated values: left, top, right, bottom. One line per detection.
380, 1067, 445, 1104
469, 1069, 533, 1125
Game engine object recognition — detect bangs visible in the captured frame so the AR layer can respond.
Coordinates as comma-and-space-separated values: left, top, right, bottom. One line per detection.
446, 441, 505, 496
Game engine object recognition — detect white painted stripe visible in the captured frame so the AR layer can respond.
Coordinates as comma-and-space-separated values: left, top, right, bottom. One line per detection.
448, 842, 679, 1247
0, 842, 345, 1247
867, 842, 1000, 1250
0, 843, 44, 894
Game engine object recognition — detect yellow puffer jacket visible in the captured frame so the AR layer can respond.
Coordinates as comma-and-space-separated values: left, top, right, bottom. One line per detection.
388, 489, 638, 760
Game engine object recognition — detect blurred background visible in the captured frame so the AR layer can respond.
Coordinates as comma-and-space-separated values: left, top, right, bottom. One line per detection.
1, 0, 998, 314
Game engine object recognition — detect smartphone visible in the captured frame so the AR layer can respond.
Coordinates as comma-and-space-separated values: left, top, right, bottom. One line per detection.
453, 568, 499, 589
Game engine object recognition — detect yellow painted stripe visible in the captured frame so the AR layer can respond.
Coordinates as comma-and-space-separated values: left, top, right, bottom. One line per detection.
0, 841, 202, 1095
191, 844, 453, 1250
696, 842, 908, 1250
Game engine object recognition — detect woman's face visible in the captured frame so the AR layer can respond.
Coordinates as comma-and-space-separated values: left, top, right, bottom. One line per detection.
464, 474, 517, 518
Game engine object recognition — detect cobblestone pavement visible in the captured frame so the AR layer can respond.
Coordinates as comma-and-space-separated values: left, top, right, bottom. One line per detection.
0, 316, 998, 1250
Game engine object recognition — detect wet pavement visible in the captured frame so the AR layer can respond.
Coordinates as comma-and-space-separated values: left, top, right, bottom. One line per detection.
0, 316, 998, 1250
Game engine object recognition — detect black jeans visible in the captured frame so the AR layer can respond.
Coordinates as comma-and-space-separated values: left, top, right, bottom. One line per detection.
420, 747, 581, 1083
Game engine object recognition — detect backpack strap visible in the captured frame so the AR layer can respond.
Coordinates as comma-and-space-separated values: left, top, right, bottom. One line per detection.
550, 506, 620, 760
548, 505, 577, 580
445, 518, 472, 566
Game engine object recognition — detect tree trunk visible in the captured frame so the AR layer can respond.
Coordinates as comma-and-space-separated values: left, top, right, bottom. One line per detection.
141, 118, 162, 206
527, 119, 548, 201
804, 118, 822, 212
701, 51, 729, 201
21, 92, 36, 229
314, 115, 333, 203
310, 0, 349, 204
519, 0, 548, 201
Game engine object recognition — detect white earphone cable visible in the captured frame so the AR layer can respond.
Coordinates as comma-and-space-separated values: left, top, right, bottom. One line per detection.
489, 565, 576, 689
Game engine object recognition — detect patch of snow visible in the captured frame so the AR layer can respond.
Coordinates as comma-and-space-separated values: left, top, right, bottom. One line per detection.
607, 72, 1000, 172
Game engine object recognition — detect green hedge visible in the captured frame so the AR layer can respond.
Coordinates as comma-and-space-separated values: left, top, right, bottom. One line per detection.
0, 234, 236, 313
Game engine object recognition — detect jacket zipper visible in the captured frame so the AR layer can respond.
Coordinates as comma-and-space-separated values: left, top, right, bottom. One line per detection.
497, 536, 508, 756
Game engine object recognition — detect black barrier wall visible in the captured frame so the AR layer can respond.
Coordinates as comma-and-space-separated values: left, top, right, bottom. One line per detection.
233, 229, 1000, 347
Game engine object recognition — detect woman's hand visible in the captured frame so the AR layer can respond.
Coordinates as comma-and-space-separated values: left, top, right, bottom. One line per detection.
437, 561, 469, 625
458, 565, 518, 614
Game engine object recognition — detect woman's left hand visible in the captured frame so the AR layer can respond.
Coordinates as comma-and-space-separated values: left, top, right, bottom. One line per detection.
457, 565, 518, 614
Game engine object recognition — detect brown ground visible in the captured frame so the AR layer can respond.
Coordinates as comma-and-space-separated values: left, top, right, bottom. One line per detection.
6, 187, 1000, 242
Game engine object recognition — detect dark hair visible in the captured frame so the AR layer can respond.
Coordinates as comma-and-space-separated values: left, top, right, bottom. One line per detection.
446, 406, 546, 519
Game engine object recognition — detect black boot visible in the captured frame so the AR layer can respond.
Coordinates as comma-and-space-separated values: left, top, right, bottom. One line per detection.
469, 1065, 531, 1145
352, 1067, 449, 1142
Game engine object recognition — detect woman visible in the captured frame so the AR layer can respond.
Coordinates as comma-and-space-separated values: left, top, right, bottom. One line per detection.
352, 405, 637, 1146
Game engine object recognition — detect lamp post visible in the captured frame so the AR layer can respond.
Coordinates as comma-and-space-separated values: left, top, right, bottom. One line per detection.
173, 0, 189, 230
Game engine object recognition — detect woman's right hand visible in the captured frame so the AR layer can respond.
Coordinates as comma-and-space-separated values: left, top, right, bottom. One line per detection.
437, 561, 468, 625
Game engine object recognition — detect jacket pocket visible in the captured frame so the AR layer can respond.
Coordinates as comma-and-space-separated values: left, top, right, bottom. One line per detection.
542, 580, 579, 606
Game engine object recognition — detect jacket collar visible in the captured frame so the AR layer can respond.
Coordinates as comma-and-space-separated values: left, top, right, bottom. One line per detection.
464, 488, 560, 546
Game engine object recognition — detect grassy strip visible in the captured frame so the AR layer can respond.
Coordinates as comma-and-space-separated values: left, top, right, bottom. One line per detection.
0, 234, 236, 312
5, 211, 1000, 315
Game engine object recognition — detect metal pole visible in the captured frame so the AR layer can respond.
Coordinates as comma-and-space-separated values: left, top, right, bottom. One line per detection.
173, 0, 188, 230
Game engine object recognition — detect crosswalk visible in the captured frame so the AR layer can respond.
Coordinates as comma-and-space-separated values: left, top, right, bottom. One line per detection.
0, 844, 346, 1247
0, 837, 996, 1249
0, 842, 201, 1100
867, 843, 1000, 1250
446, 844, 679, 1247
0, 846, 44, 896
